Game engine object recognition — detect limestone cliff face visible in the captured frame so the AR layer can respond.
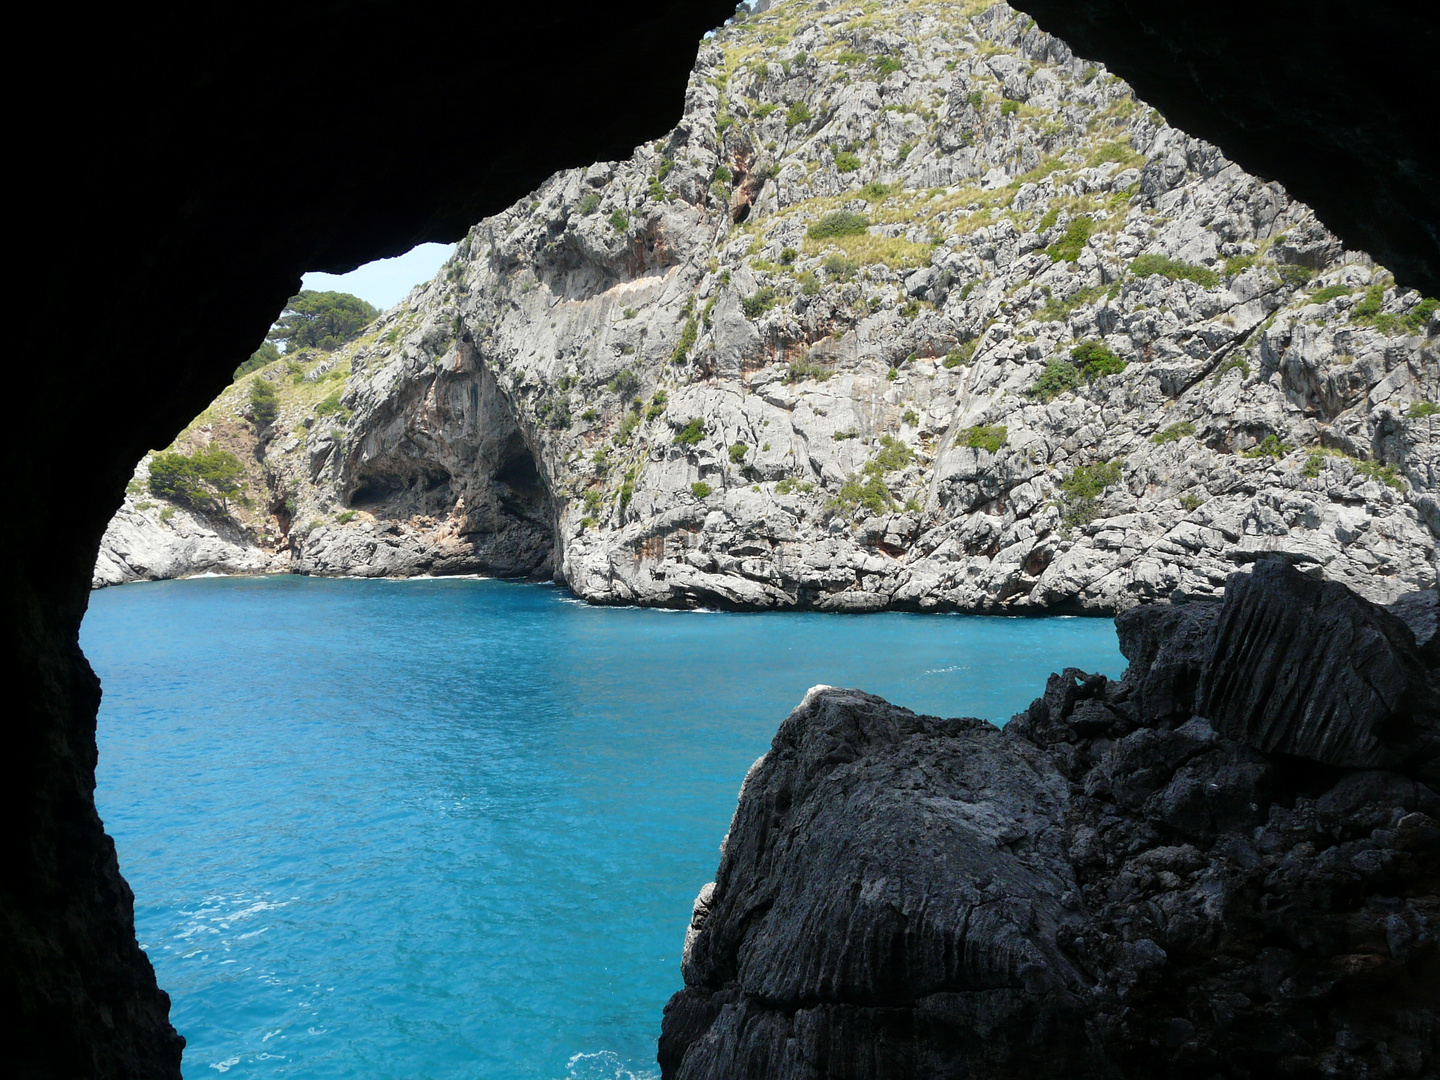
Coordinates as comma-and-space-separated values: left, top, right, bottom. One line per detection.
98, 0, 1439, 608
94, 456, 282, 587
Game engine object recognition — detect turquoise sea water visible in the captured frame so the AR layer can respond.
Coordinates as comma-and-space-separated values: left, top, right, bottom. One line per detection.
85, 575, 1125, 1079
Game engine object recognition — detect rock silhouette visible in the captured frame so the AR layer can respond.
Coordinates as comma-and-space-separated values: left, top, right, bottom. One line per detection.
662, 560, 1440, 1078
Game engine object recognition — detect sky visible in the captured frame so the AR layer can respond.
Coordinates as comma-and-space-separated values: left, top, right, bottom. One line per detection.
300, 242, 454, 311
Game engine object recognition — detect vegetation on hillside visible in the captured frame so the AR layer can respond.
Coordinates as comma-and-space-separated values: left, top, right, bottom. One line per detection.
267, 291, 380, 353
147, 446, 246, 513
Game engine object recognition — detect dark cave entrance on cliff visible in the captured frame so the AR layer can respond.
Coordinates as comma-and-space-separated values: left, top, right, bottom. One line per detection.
335, 374, 561, 579
346, 464, 455, 512
492, 434, 553, 527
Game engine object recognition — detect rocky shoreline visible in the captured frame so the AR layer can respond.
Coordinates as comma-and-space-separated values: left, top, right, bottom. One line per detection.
660, 559, 1439, 1078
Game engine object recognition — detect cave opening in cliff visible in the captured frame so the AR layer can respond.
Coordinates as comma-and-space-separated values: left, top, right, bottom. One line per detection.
493, 434, 551, 520
347, 464, 454, 513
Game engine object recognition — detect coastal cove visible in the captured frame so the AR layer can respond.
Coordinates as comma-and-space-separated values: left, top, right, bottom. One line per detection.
84, 575, 1123, 1079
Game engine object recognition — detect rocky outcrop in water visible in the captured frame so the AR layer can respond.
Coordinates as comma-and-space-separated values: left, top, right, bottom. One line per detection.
92, 457, 283, 587
660, 560, 1440, 1078
96, 0, 1438, 609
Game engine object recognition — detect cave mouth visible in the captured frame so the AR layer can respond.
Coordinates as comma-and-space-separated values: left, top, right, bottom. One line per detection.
477, 429, 559, 579
494, 440, 544, 502
492, 432, 553, 526
347, 465, 455, 512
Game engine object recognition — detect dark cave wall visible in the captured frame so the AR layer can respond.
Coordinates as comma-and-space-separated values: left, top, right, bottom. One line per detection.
1009, 0, 1439, 299
6, 3, 735, 1075
4, 0, 1437, 1075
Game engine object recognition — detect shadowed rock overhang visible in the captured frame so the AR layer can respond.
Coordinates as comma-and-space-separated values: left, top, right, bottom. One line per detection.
1009, 0, 1439, 298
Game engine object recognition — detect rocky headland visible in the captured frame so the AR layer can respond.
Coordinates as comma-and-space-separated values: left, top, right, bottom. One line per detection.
95, 0, 1437, 611
660, 558, 1440, 1078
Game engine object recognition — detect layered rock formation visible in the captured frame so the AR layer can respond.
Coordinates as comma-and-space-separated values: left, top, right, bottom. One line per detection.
661, 559, 1440, 1078
99, 0, 1439, 612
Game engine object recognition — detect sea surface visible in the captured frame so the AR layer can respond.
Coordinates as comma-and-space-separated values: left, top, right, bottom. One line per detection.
85, 575, 1125, 1079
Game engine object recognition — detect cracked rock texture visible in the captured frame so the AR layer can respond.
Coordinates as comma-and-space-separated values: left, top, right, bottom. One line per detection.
660, 559, 1440, 1078
97, 0, 1438, 610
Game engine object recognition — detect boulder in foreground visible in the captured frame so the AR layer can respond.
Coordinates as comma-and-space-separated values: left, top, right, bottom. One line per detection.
661, 561, 1440, 1078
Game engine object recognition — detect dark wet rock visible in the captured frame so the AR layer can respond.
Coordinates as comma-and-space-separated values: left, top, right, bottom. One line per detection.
1390, 587, 1439, 651
662, 688, 1097, 1079
1114, 599, 1219, 724
662, 559, 1440, 1078
1197, 560, 1440, 779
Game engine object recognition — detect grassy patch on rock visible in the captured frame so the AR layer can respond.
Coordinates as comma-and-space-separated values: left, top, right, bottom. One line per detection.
1059, 460, 1124, 528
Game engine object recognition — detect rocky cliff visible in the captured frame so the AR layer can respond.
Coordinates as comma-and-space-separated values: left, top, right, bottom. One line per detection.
660, 559, 1440, 1078
98, 0, 1439, 610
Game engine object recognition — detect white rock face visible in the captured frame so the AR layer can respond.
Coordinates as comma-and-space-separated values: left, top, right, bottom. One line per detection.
94, 459, 278, 587
97, 0, 1439, 608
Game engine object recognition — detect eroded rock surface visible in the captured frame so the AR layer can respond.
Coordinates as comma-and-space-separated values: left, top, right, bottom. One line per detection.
661, 560, 1440, 1078
97, 0, 1439, 609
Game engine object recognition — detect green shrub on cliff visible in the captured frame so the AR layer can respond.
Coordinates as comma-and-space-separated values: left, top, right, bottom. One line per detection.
1044, 216, 1093, 262
807, 211, 869, 239
1151, 421, 1195, 445
1223, 253, 1256, 277
961, 425, 1007, 452
1058, 460, 1124, 528
607, 369, 641, 400
248, 376, 279, 425
148, 446, 245, 512
826, 474, 894, 516
670, 316, 698, 364
675, 417, 706, 446
1353, 288, 1439, 336
315, 391, 350, 420
1309, 283, 1351, 304
865, 435, 913, 475
1356, 459, 1405, 490
1028, 358, 1082, 401
785, 359, 831, 383
1129, 253, 1219, 290
233, 340, 279, 380
1407, 297, 1438, 333
1071, 339, 1126, 379
1243, 434, 1287, 459
742, 287, 778, 319
943, 341, 976, 368
267, 291, 378, 353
